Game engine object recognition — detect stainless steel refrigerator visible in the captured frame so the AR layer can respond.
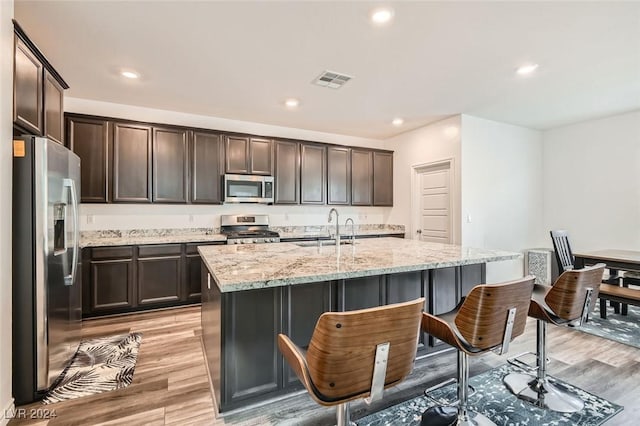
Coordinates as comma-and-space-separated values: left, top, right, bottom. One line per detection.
12, 136, 82, 405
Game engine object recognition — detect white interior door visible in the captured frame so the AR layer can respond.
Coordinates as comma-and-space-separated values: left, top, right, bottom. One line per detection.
415, 163, 451, 243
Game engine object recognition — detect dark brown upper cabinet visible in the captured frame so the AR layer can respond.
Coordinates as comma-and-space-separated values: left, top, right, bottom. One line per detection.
153, 127, 188, 203
274, 140, 300, 204
373, 151, 394, 206
43, 70, 64, 144
13, 22, 68, 140
225, 135, 273, 175
351, 149, 373, 206
191, 131, 223, 204
300, 143, 327, 204
112, 122, 152, 203
13, 36, 43, 135
66, 115, 110, 203
327, 147, 351, 205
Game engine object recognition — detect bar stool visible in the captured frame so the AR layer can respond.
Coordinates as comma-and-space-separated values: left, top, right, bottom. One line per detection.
278, 298, 425, 426
504, 263, 605, 412
421, 276, 536, 426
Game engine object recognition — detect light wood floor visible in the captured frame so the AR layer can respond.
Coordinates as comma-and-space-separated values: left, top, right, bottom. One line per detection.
9, 305, 639, 425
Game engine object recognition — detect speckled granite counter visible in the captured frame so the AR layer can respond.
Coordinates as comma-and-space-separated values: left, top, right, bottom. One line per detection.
274, 224, 405, 240
199, 237, 520, 292
200, 237, 521, 412
80, 228, 226, 247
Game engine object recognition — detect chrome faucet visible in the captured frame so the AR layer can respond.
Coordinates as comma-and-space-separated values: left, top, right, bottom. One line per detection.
328, 208, 340, 248
344, 218, 355, 244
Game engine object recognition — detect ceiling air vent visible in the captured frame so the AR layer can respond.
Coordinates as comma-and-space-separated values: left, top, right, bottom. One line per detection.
312, 70, 353, 89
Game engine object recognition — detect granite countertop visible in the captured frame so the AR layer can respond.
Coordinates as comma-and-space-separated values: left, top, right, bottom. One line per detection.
198, 237, 521, 293
80, 228, 226, 248
80, 224, 404, 248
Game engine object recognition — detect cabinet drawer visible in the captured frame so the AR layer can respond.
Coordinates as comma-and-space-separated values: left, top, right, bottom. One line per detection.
138, 244, 182, 257
91, 246, 134, 259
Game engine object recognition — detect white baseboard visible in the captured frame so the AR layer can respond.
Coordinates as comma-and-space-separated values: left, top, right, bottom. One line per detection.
1, 397, 15, 426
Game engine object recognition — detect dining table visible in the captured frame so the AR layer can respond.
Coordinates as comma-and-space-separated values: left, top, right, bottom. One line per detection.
574, 249, 640, 317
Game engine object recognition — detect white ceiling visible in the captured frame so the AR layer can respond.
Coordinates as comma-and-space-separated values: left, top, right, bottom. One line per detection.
14, 1, 640, 139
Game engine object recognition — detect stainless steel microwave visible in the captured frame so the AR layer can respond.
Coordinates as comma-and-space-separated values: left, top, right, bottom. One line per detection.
224, 174, 274, 204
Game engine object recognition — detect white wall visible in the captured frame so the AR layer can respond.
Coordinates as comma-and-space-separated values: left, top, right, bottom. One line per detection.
67, 98, 393, 230
385, 116, 462, 243
543, 110, 640, 251
80, 204, 390, 231
460, 115, 544, 283
1, 1, 15, 422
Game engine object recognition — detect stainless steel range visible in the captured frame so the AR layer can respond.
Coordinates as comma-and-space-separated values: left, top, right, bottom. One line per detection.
220, 214, 280, 244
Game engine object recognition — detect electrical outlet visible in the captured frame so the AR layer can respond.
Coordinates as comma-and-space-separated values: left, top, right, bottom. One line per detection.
189, 214, 194, 223
87, 215, 94, 224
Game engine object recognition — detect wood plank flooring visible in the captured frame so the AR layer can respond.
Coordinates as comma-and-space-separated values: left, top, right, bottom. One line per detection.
9, 306, 639, 425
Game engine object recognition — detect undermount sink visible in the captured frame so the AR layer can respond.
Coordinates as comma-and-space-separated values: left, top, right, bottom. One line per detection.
294, 239, 357, 248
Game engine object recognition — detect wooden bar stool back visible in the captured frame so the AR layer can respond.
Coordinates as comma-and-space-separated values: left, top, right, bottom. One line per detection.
278, 298, 425, 426
504, 263, 606, 413
421, 276, 536, 426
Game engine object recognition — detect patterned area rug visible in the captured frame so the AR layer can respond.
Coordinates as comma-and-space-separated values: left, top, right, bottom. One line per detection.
357, 365, 622, 426
577, 304, 640, 349
43, 333, 142, 404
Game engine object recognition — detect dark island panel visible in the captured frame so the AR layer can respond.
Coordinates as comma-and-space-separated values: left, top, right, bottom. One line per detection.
201, 261, 485, 412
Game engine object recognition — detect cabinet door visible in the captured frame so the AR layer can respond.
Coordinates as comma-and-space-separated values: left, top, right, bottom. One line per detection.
351, 149, 373, 206
43, 70, 64, 144
225, 135, 249, 174
112, 122, 152, 202
191, 131, 223, 204
138, 247, 182, 305
224, 287, 282, 405
13, 36, 43, 135
67, 115, 110, 202
373, 151, 393, 206
300, 143, 326, 204
283, 282, 332, 387
153, 127, 188, 203
338, 276, 384, 311
274, 140, 299, 204
327, 147, 351, 205
249, 138, 273, 175
90, 259, 135, 311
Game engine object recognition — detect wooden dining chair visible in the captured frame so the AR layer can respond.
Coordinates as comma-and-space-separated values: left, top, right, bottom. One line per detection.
421, 276, 536, 426
550, 230, 574, 272
278, 298, 425, 426
504, 263, 605, 413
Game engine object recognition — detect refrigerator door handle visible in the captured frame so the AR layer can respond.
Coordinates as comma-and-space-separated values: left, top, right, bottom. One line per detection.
63, 178, 79, 286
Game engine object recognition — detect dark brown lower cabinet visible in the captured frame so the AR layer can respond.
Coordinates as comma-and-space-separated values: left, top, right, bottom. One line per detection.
83, 242, 223, 317
223, 287, 282, 404
203, 263, 485, 412
88, 246, 135, 313
137, 245, 182, 305
90, 258, 135, 312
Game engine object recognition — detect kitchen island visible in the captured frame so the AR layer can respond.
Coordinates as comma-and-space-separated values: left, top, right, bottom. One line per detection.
199, 237, 520, 413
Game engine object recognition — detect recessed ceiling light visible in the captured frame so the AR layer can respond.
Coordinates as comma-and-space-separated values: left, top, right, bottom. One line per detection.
285, 98, 300, 108
516, 63, 539, 75
392, 118, 404, 126
371, 7, 394, 25
121, 70, 140, 79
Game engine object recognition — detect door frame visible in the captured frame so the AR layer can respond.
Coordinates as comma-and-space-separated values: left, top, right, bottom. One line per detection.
410, 158, 456, 243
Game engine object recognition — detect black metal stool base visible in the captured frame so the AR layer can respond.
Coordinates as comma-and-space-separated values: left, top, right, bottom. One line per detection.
503, 372, 584, 413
